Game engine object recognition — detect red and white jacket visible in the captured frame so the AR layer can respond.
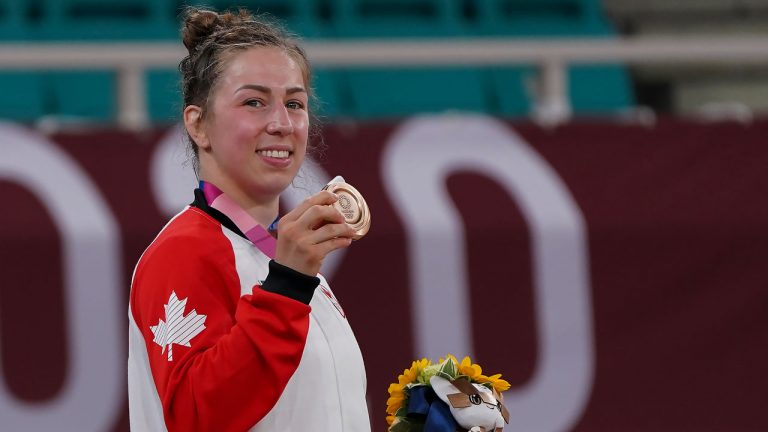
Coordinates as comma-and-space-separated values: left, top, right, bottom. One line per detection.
128, 190, 370, 431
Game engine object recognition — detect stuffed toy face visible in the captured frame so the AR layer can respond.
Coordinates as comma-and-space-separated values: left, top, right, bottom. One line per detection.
430, 376, 509, 432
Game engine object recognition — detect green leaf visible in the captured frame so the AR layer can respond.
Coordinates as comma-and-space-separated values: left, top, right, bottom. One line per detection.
389, 421, 410, 432
438, 358, 457, 379
418, 364, 439, 384
395, 406, 408, 418
390, 418, 424, 432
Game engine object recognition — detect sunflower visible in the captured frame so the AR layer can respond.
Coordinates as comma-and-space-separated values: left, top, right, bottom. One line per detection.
399, 358, 430, 386
386, 358, 430, 416
386, 383, 405, 415
386, 355, 510, 431
477, 373, 511, 392
457, 356, 483, 380
386, 394, 403, 415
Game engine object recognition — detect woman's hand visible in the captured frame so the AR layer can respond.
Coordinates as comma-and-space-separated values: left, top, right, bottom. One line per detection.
275, 190, 356, 276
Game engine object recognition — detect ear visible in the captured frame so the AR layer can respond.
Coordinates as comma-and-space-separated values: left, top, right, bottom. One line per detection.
492, 388, 510, 424
429, 376, 457, 405
492, 387, 503, 402
183, 104, 210, 150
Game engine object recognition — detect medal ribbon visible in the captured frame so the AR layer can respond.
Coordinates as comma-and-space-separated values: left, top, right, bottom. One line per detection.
200, 181, 277, 258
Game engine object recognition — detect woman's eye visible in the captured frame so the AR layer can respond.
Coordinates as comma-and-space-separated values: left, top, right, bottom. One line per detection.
286, 101, 305, 110
245, 99, 264, 107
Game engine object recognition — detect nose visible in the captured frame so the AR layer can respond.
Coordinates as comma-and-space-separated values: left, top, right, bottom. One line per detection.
266, 104, 294, 136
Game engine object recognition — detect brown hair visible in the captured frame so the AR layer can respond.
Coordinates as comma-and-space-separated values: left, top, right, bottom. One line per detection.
178, 7, 315, 173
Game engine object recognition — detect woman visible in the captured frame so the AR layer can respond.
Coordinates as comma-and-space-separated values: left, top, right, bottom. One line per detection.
127, 8, 371, 431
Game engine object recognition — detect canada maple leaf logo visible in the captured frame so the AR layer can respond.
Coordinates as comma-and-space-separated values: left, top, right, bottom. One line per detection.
150, 291, 207, 361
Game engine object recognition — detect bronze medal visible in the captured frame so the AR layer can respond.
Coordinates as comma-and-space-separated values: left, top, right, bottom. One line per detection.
323, 179, 371, 240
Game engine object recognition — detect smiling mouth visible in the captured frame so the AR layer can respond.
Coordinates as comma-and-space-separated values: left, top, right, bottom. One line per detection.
257, 149, 291, 159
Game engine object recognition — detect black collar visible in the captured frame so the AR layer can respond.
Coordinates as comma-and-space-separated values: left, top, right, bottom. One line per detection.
191, 188, 248, 240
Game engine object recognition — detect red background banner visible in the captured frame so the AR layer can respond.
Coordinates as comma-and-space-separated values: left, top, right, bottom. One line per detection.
1, 117, 767, 431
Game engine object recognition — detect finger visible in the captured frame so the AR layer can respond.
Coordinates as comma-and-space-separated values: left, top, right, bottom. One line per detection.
280, 190, 338, 223
312, 236, 353, 257
295, 202, 346, 230
306, 222, 356, 245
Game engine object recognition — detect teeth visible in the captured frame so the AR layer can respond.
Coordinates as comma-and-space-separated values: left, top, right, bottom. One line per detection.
258, 150, 290, 159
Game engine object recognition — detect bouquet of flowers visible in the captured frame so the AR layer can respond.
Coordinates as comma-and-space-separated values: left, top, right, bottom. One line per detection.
386, 354, 511, 432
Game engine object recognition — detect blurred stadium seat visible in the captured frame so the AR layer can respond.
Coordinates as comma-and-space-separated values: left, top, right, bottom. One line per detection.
474, 0, 608, 36
48, 70, 115, 121
0, 71, 47, 121
343, 67, 490, 119
0, 2, 45, 120
312, 68, 346, 117
147, 69, 180, 123
477, 0, 633, 116
330, 0, 491, 118
39, 0, 177, 40
332, 0, 464, 38
568, 64, 634, 114
0, 0, 635, 123
181, 0, 329, 37
0, 0, 27, 40
33, 0, 174, 121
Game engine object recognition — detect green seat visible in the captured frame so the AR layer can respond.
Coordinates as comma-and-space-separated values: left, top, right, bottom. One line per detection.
311, 69, 347, 118
331, 0, 465, 38
344, 67, 489, 119
48, 71, 114, 121
474, 0, 610, 36
0, 0, 28, 40
490, 64, 634, 117
569, 64, 634, 114
36, 0, 175, 120
180, 0, 327, 37
147, 69, 181, 123
39, 0, 176, 40
328, 0, 486, 118
488, 66, 536, 117
0, 72, 47, 121
477, 0, 634, 116
0, 2, 47, 121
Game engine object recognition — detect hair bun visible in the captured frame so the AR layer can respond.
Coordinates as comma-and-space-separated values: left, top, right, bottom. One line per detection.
182, 9, 221, 52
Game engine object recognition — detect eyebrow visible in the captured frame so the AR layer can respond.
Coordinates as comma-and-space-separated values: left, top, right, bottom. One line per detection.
235, 84, 307, 95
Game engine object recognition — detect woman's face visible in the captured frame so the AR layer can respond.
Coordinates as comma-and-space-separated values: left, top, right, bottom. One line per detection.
197, 46, 309, 203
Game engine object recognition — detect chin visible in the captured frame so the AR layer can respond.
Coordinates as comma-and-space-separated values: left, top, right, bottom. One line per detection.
255, 178, 294, 197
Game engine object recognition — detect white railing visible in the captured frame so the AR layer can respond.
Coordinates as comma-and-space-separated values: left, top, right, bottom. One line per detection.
2, 35, 768, 129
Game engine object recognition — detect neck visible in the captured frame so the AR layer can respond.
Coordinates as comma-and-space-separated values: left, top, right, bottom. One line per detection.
201, 176, 279, 229
239, 196, 279, 229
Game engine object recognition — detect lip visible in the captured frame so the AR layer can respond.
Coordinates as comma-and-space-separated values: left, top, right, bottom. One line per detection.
256, 145, 293, 153
256, 146, 293, 168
